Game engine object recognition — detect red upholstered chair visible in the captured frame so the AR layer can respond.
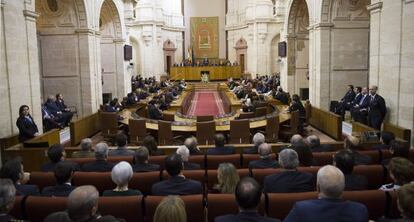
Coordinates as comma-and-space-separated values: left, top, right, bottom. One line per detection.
148, 155, 167, 169
251, 168, 282, 186
197, 115, 214, 122
206, 169, 250, 190
265, 115, 279, 143
196, 121, 216, 145
24, 196, 67, 222
360, 150, 381, 164
353, 165, 385, 189
129, 171, 162, 195
230, 119, 250, 144
267, 192, 318, 220
107, 156, 133, 164
9, 196, 24, 220
241, 153, 277, 168
206, 154, 241, 169
144, 195, 204, 222
343, 190, 387, 220
207, 193, 265, 222
313, 152, 334, 166
189, 155, 206, 169
129, 119, 147, 145
72, 172, 114, 194
161, 170, 206, 192
28, 172, 56, 191
99, 196, 144, 222
66, 157, 95, 166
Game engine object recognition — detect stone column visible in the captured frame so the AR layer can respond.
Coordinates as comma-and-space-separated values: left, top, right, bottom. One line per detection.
114, 38, 130, 97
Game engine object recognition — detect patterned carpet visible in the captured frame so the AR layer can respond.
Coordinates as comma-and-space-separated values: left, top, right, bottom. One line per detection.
186, 91, 225, 116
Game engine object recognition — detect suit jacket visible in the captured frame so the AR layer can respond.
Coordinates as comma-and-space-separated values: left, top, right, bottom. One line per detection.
207, 146, 236, 155
342, 90, 356, 104
16, 116, 39, 142
183, 162, 201, 170
243, 145, 259, 154
108, 147, 135, 157
368, 94, 387, 120
263, 170, 315, 193
132, 163, 160, 172
274, 92, 289, 105
148, 104, 163, 120
344, 174, 368, 191
350, 150, 373, 165
358, 95, 370, 109
41, 161, 80, 172
310, 144, 334, 152
151, 175, 203, 195
284, 198, 368, 222
41, 184, 76, 197
45, 101, 62, 116
249, 158, 279, 169
55, 100, 68, 111
15, 184, 40, 196
215, 211, 281, 222
289, 101, 306, 118
372, 144, 390, 150
82, 160, 114, 172
352, 93, 363, 105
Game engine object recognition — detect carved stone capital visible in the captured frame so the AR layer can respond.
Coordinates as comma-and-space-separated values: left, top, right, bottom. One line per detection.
23, 10, 40, 22
113, 38, 126, 43
367, 2, 382, 13
75, 28, 95, 35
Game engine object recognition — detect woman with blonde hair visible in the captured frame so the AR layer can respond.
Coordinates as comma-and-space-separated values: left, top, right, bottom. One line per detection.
154, 196, 186, 222
214, 163, 240, 194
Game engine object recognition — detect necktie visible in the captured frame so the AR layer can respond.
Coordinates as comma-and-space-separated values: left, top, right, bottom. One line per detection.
359, 96, 366, 106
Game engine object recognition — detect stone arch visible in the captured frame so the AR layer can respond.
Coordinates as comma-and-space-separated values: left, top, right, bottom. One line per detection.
98, 0, 123, 39
234, 38, 248, 73
163, 39, 177, 74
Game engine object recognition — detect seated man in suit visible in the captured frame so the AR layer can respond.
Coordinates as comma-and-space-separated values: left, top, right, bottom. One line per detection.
71, 138, 94, 158
148, 99, 163, 120
81, 143, 114, 172
243, 132, 265, 154
41, 144, 80, 172
45, 95, 73, 126
0, 158, 40, 196
336, 85, 356, 120
350, 87, 370, 124
176, 146, 201, 170
151, 154, 202, 195
132, 146, 160, 172
306, 135, 333, 152
42, 104, 64, 130
273, 86, 289, 105
0, 179, 18, 222
207, 134, 236, 155
264, 149, 315, 193
344, 135, 372, 165
373, 131, 395, 151
284, 165, 368, 222
184, 136, 203, 155
42, 161, 76, 197
108, 133, 135, 157
248, 143, 279, 169
215, 177, 281, 222
333, 150, 368, 191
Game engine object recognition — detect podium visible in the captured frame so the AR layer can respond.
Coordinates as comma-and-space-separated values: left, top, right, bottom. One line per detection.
201, 71, 210, 83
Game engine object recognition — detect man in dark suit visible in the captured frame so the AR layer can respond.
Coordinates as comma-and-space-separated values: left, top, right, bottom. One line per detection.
151, 154, 202, 195
184, 137, 203, 155
42, 161, 76, 197
337, 85, 356, 120
41, 144, 80, 172
215, 177, 281, 222
81, 143, 114, 172
132, 146, 160, 172
207, 134, 235, 155
249, 143, 279, 169
306, 135, 334, 152
243, 132, 265, 154
351, 87, 363, 106
0, 158, 40, 196
264, 149, 315, 193
45, 96, 72, 126
108, 133, 135, 157
333, 150, 368, 190
351, 87, 370, 124
16, 105, 39, 142
148, 100, 163, 120
367, 85, 387, 130
344, 135, 372, 165
273, 86, 289, 105
284, 165, 368, 222
176, 146, 201, 170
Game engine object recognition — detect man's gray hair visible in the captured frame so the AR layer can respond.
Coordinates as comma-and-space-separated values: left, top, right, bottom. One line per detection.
278, 149, 299, 169
258, 143, 272, 158
290, 134, 304, 146
0, 179, 16, 213
253, 133, 265, 146
68, 185, 99, 221
94, 143, 108, 160
176, 145, 190, 162
317, 165, 345, 199
81, 138, 92, 151
306, 135, 320, 148
111, 161, 133, 186
184, 137, 198, 151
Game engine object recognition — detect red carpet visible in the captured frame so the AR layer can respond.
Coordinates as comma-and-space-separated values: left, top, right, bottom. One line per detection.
187, 91, 225, 116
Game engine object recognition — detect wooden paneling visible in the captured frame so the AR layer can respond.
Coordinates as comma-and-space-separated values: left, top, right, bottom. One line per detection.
383, 122, 411, 144
170, 66, 242, 80
309, 106, 342, 140
352, 122, 378, 134
70, 112, 100, 146
25, 129, 60, 147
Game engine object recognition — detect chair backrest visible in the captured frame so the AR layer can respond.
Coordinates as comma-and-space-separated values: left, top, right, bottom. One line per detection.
28, 172, 56, 190
241, 153, 277, 168
207, 193, 265, 222
207, 169, 250, 190
129, 171, 162, 195
9, 196, 24, 220
148, 155, 167, 169
230, 119, 250, 144
196, 121, 216, 145
129, 119, 147, 144
313, 150, 381, 166
265, 115, 279, 142
255, 107, 267, 117
72, 172, 114, 194
99, 112, 119, 135
99, 196, 144, 222
267, 192, 318, 220
385, 191, 400, 219
353, 165, 385, 189
144, 195, 204, 222
343, 190, 387, 220
251, 167, 320, 186
206, 154, 241, 169
163, 112, 175, 122
289, 110, 299, 133
189, 155, 206, 169
197, 115, 214, 122
305, 101, 311, 124
239, 112, 255, 119
157, 120, 173, 145
162, 170, 206, 192
24, 196, 67, 222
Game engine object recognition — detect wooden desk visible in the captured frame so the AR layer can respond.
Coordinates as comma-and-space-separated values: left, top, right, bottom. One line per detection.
170, 66, 242, 80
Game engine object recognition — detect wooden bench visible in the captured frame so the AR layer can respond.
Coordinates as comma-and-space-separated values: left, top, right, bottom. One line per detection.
70, 112, 100, 146
309, 106, 342, 140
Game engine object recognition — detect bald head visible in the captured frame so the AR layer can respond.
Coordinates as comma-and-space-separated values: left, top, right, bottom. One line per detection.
344, 135, 360, 150
290, 134, 305, 146
235, 177, 262, 211
306, 135, 320, 148
68, 186, 99, 221
258, 143, 272, 158
317, 165, 345, 199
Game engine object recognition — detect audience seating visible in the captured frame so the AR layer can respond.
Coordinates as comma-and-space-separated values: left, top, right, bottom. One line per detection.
353, 165, 386, 189
9, 195, 24, 220
161, 170, 206, 190
148, 155, 166, 169
343, 190, 387, 220
28, 172, 55, 191
255, 107, 267, 117
229, 119, 250, 144
267, 192, 318, 220
197, 121, 216, 145
157, 121, 174, 145
206, 154, 241, 169
129, 119, 147, 145
67, 156, 134, 165
206, 169, 250, 190
197, 115, 214, 122
207, 193, 265, 222
265, 115, 279, 143
239, 112, 255, 119
99, 196, 144, 222
241, 153, 277, 168
144, 195, 204, 222
24, 196, 67, 222
313, 150, 381, 166
189, 155, 207, 169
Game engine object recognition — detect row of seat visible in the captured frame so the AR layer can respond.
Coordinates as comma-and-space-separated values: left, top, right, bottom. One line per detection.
9, 190, 399, 222
28, 165, 389, 195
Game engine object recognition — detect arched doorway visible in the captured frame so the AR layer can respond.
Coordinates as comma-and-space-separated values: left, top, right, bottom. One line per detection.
286, 0, 309, 100
235, 38, 247, 74
163, 40, 177, 75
